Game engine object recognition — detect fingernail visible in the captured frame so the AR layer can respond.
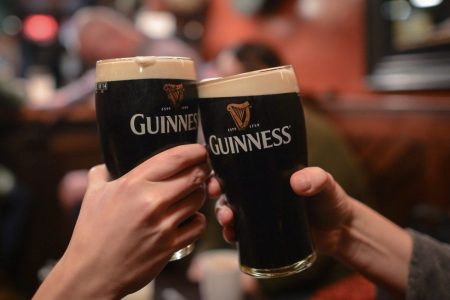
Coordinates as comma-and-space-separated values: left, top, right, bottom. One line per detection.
295, 176, 311, 191
217, 209, 228, 226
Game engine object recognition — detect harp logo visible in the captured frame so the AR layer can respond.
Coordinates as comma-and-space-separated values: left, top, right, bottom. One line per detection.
227, 101, 251, 130
163, 83, 184, 109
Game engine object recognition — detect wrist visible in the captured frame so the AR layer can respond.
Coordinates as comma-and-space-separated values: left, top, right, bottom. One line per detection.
34, 251, 116, 300
331, 198, 363, 262
311, 197, 359, 259
331, 199, 412, 296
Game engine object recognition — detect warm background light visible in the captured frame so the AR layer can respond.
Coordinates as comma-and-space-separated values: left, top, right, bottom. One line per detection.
23, 14, 58, 43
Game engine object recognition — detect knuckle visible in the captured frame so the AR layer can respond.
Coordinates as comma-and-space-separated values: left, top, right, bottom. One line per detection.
150, 185, 173, 205
324, 172, 336, 188
163, 221, 176, 234
149, 153, 169, 167
142, 197, 159, 218
88, 166, 98, 176
196, 213, 207, 229
155, 228, 176, 250
116, 175, 136, 191
194, 188, 207, 208
168, 153, 189, 170
142, 188, 169, 215
192, 213, 206, 232
159, 218, 176, 236
191, 168, 207, 186
193, 144, 208, 157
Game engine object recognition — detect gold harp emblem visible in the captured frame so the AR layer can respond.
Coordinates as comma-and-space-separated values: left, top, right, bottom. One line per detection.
163, 83, 184, 108
227, 101, 251, 130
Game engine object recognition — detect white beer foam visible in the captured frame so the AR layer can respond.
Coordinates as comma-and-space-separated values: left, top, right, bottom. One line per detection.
96, 56, 196, 82
198, 65, 299, 98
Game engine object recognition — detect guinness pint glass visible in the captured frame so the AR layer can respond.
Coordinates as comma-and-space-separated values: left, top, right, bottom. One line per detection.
198, 66, 316, 278
95, 56, 198, 261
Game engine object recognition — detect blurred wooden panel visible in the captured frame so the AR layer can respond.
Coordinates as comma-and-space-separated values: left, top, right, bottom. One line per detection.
318, 94, 450, 225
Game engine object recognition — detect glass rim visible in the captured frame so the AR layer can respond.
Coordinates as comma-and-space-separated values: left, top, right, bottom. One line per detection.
96, 56, 193, 66
198, 65, 294, 86
197, 65, 298, 98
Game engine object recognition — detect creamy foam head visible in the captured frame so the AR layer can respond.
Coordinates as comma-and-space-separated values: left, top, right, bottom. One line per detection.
96, 56, 196, 82
198, 65, 299, 98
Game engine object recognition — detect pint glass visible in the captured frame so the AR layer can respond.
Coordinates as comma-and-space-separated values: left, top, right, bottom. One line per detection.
95, 56, 198, 261
198, 66, 316, 278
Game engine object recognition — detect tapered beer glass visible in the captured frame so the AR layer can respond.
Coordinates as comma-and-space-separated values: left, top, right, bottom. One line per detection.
95, 56, 198, 261
198, 66, 316, 278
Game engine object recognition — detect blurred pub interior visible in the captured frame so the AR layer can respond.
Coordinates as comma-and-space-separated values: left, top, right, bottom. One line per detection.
0, 0, 449, 298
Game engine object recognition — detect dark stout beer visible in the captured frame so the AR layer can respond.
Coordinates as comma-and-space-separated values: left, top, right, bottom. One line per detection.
198, 66, 315, 278
95, 56, 198, 261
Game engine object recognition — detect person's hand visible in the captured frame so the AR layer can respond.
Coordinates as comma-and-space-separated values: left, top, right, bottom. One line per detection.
214, 167, 355, 256
214, 167, 413, 297
34, 144, 210, 300
290, 167, 354, 256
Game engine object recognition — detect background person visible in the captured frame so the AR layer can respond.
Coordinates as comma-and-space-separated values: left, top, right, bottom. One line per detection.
53, 5, 203, 108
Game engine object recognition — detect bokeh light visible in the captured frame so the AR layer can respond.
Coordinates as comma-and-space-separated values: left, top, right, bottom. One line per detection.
23, 14, 58, 43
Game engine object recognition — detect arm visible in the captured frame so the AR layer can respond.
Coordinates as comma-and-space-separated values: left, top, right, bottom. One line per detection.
33, 144, 209, 300
295, 168, 412, 297
330, 199, 412, 298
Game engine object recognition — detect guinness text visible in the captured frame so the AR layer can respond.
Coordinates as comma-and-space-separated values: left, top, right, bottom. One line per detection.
209, 125, 292, 155
130, 113, 198, 135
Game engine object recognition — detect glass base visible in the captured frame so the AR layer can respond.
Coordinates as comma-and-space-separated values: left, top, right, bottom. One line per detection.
240, 252, 316, 278
169, 243, 194, 261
